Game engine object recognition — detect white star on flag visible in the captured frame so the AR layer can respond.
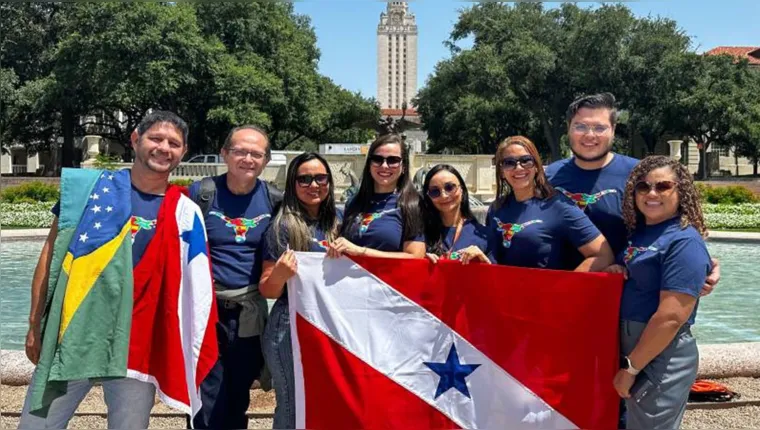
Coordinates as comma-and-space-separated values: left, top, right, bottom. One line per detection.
92, 205, 101, 214
79, 233, 89, 243
94, 222, 102, 230
106, 206, 113, 213
102, 187, 110, 193
108, 174, 114, 180
91, 193, 99, 200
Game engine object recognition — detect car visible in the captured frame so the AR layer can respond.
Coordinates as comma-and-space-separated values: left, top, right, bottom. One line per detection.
186, 154, 221, 163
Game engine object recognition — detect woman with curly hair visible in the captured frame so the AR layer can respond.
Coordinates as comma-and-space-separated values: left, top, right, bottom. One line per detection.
604, 155, 711, 429
487, 136, 613, 270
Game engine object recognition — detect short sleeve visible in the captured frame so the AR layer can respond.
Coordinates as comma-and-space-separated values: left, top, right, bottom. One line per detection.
559, 199, 601, 248
261, 223, 289, 262
51, 200, 61, 217
661, 236, 711, 298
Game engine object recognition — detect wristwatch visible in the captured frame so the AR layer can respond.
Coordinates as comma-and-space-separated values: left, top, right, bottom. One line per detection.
620, 356, 641, 376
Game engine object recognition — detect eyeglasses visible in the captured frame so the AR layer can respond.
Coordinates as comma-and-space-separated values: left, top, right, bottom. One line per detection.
369, 155, 402, 168
499, 155, 536, 171
228, 148, 266, 160
427, 182, 460, 199
296, 174, 329, 187
634, 180, 677, 195
571, 123, 610, 135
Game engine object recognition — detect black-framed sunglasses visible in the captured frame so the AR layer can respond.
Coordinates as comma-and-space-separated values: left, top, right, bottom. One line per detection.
500, 155, 535, 171
369, 155, 403, 168
634, 180, 677, 195
427, 182, 460, 199
296, 174, 330, 187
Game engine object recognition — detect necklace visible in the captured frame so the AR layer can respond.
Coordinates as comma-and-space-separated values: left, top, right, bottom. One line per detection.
370, 191, 397, 205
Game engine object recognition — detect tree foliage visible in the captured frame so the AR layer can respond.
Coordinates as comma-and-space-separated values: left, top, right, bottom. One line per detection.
1, 2, 377, 167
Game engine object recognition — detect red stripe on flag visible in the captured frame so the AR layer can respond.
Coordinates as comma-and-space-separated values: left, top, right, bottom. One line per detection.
349, 256, 623, 430
297, 314, 460, 429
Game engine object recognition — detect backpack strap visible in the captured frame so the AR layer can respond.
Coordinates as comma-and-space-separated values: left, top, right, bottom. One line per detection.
196, 177, 217, 217
265, 181, 284, 215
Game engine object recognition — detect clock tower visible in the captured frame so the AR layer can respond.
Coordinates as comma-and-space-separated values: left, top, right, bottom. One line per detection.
377, 1, 418, 110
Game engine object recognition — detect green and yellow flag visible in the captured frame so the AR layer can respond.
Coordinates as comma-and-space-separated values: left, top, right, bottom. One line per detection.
29, 168, 133, 415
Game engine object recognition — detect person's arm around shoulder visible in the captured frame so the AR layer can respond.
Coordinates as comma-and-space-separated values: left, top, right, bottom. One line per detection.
26, 217, 59, 364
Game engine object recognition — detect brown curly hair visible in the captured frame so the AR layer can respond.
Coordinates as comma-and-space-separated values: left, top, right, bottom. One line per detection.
622, 155, 707, 238
493, 136, 555, 209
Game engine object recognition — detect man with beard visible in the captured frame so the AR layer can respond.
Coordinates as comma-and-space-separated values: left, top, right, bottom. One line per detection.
545, 93, 720, 429
19, 111, 216, 429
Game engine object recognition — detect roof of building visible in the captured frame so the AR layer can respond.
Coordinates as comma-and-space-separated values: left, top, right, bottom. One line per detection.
705, 46, 760, 65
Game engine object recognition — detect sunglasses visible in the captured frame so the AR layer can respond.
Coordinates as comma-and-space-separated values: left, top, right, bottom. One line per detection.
500, 155, 536, 171
634, 180, 677, 195
296, 174, 329, 187
369, 155, 403, 168
427, 182, 460, 199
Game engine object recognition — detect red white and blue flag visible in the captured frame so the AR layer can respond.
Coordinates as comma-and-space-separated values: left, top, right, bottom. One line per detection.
289, 254, 622, 429
127, 187, 218, 419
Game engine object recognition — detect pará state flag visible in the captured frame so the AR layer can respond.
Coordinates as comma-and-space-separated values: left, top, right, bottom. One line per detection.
289, 253, 623, 429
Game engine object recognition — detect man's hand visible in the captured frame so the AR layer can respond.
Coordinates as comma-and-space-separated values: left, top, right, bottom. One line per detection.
701, 258, 720, 296
613, 369, 636, 399
25, 324, 42, 364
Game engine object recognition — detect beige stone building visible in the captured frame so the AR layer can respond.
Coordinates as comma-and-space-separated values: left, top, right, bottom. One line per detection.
377, 1, 417, 109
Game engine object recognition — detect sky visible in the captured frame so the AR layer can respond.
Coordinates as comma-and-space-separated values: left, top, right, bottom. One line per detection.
293, 1, 760, 100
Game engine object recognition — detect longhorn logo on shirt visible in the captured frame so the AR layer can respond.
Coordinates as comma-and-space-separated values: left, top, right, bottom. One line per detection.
311, 238, 329, 250
555, 187, 617, 210
210, 211, 271, 243
623, 242, 658, 264
493, 217, 543, 248
357, 209, 397, 235
130, 216, 157, 243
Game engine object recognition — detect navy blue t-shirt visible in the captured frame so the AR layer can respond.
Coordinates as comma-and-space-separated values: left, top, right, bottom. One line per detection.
486, 194, 601, 270
342, 192, 424, 252
52, 185, 162, 268
619, 217, 711, 326
260, 219, 334, 300
545, 154, 639, 259
189, 175, 273, 289
436, 219, 494, 262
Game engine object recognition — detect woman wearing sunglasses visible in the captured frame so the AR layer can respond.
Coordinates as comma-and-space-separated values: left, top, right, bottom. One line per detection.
422, 164, 492, 264
331, 134, 425, 258
487, 136, 613, 270
604, 156, 710, 430
258, 152, 341, 429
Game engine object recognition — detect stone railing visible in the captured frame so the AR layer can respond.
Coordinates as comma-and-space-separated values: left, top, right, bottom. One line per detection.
83, 153, 499, 200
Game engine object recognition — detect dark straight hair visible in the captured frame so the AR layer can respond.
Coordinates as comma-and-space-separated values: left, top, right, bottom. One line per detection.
271, 152, 339, 252
340, 134, 423, 241
136, 110, 189, 146
422, 164, 474, 255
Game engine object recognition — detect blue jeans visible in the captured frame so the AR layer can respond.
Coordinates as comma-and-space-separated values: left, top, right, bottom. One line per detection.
262, 297, 294, 430
192, 301, 265, 429
18, 372, 155, 429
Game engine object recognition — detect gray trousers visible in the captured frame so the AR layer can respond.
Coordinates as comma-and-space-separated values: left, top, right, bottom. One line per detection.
620, 320, 699, 430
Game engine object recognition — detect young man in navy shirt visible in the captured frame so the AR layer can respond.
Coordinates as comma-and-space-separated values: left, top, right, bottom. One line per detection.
188, 125, 281, 429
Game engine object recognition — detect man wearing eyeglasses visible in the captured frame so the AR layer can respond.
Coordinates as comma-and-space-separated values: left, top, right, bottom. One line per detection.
545, 93, 720, 429
188, 125, 283, 429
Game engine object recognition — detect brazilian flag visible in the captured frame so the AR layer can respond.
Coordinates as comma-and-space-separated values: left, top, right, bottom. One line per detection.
29, 168, 133, 415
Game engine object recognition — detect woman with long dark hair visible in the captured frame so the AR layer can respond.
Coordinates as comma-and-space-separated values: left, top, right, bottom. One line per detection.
258, 152, 340, 429
330, 134, 425, 258
487, 136, 613, 270
422, 164, 491, 264
604, 156, 710, 429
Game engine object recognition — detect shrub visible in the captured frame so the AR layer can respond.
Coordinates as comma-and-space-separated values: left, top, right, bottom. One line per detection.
0, 202, 55, 227
696, 183, 758, 204
92, 153, 122, 170
0, 182, 60, 203
170, 178, 194, 187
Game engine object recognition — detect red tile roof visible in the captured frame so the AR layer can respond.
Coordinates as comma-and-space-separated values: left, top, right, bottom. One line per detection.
705, 46, 760, 65
380, 108, 419, 117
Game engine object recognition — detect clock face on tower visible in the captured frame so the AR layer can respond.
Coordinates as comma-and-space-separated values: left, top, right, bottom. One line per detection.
391, 12, 401, 24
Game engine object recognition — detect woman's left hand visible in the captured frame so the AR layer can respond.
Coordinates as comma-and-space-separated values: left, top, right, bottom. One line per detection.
613, 369, 636, 399
329, 237, 365, 257
457, 246, 490, 265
